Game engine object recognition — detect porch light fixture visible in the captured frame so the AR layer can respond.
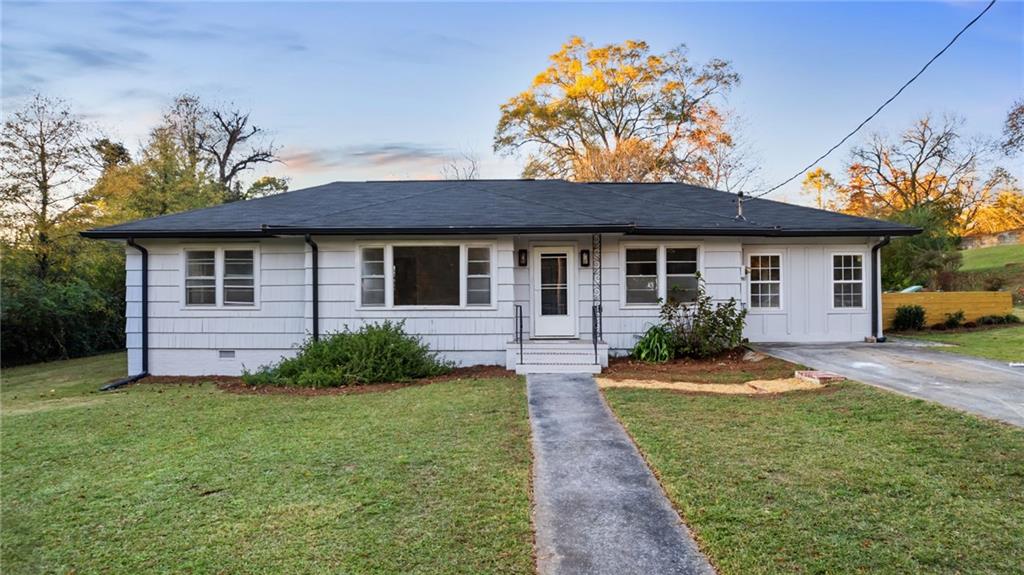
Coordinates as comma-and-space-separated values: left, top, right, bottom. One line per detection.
580, 249, 591, 267
518, 249, 528, 267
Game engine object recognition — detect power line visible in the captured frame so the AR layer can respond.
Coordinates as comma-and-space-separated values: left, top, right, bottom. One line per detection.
745, 0, 997, 201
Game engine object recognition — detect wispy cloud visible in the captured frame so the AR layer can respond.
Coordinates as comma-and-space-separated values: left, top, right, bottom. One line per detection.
48, 43, 150, 70
282, 143, 448, 172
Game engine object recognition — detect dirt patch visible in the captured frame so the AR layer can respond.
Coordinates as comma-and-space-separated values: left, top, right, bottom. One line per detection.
136, 365, 516, 397
597, 376, 823, 395
602, 349, 801, 384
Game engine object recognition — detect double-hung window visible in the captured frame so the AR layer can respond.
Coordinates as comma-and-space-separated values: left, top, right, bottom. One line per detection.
624, 245, 700, 305
223, 250, 255, 305
466, 247, 492, 306
666, 248, 698, 303
832, 254, 864, 308
183, 247, 258, 307
360, 247, 386, 307
624, 248, 659, 304
748, 254, 782, 309
359, 243, 494, 308
185, 250, 216, 305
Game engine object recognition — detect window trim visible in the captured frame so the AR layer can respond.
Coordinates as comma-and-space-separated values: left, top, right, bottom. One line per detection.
355, 240, 498, 311
620, 242, 703, 308
830, 251, 867, 311
180, 244, 260, 310
746, 251, 784, 312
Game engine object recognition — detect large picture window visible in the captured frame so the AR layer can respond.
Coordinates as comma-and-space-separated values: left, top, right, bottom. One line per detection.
358, 243, 495, 308
833, 254, 864, 308
393, 246, 460, 306
748, 254, 781, 309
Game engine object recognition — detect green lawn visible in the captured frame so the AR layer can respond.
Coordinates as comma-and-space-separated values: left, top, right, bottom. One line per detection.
1, 353, 534, 574
605, 383, 1024, 575
898, 325, 1024, 362
961, 244, 1024, 272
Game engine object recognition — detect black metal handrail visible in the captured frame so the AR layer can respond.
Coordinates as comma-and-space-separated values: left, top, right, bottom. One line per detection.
592, 304, 602, 364
513, 304, 524, 364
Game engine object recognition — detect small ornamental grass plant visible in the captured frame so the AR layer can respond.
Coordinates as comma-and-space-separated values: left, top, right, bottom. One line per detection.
631, 273, 748, 362
242, 321, 453, 388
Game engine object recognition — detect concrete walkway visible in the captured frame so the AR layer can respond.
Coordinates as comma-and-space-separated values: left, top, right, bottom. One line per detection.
527, 373, 714, 575
758, 341, 1024, 427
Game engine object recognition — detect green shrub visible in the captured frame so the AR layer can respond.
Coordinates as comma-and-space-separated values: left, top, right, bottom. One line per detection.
242, 321, 453, 387
631, 325, 673, 363
655, 273, 747, 360
978, 314, 1011, 326
943, 310, 966, 329
892, 305, 927, 331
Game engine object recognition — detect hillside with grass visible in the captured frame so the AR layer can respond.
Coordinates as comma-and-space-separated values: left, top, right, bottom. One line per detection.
956, 244, 1024, 308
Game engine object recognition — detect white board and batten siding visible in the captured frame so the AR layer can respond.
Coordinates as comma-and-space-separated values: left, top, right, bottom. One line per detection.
127, 235, 880, 376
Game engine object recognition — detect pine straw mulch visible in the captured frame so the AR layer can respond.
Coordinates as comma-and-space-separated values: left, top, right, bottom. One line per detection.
135, 365, 516, 397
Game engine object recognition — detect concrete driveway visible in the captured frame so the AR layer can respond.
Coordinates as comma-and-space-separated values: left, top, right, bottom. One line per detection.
757, 341, 1024, 427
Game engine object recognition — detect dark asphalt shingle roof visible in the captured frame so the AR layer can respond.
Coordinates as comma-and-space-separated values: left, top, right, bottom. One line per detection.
81, 179, 919, 238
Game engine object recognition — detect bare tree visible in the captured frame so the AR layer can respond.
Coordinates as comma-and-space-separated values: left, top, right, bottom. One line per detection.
841, 115, 990, 226
198, 106, 280, 201
676, 111, 761, 192
440, 151, 480, 180
0, 94, 97, 278
163, 94, 210, 180
1003, 98, 1024, 156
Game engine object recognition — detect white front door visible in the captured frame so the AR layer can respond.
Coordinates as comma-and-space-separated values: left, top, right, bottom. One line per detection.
532, 246, 577, 338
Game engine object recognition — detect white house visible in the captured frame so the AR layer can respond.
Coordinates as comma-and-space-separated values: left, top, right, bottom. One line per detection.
82, 180, 918, 376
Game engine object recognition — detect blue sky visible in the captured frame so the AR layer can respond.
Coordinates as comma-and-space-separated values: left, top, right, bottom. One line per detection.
3, 1, 1021, 203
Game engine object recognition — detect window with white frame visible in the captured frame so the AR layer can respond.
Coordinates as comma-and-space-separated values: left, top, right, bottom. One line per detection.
666, 248, 699, 303
466, 247, 492, 306
748, 254, 781, 309
832, 254, 864, 308
223, 250, 255, 305
184, 247, 258, 307
360, 247, 386, 307
625, 248, 658, 304
358, 243, 494, 308
185, 250, 216, 305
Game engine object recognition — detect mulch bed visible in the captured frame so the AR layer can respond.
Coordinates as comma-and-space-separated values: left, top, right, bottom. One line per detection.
134, 364, 516, 397
601, 348, 799, 384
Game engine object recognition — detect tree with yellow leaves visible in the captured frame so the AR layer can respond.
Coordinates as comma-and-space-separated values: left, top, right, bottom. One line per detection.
800, 167, 838, 210
494, 37, 740, 182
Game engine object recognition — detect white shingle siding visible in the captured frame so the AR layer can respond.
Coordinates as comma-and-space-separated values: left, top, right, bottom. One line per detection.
127, 234, 880, 376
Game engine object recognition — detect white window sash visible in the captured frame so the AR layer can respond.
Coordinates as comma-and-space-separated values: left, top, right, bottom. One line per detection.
747, 253, 783, 311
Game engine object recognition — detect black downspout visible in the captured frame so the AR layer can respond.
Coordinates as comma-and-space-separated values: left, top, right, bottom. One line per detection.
871, 236, 891, 342
305, 234, 320, 341
102, 238, 150, 390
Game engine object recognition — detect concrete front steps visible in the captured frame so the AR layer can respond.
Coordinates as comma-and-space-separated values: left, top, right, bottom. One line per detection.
505, 339, 609, 374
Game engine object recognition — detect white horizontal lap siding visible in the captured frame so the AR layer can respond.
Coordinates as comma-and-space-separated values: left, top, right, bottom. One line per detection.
130, 238, 307, 376
313, 236, 516, 366
742, 239, 874, 343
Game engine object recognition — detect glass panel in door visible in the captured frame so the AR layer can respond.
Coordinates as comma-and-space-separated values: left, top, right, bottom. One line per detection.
540, 253, 568, 315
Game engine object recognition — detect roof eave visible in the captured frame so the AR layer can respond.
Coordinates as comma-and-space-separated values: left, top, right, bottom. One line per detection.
80, 224, 921, 239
